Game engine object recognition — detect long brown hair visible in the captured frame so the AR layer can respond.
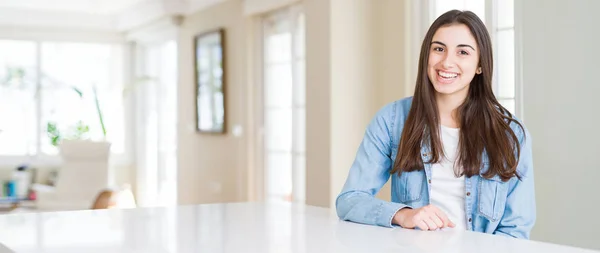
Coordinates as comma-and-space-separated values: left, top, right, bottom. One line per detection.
391, 10, 524, 182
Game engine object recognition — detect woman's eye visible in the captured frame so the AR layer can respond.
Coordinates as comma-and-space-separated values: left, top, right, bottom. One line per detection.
459, 50, 469, 55
433, 47, 444, 52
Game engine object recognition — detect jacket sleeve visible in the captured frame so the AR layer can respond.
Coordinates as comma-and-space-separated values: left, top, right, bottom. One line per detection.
494, 127, 537, 239
335, 103, 410, 228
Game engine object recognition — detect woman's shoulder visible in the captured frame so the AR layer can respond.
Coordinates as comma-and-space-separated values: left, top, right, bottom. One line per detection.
369, 97, 413, 140
374, 96, 413, 120
505, 112, 530, 144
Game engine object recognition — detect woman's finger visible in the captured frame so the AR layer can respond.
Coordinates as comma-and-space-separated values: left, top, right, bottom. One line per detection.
433, 209, 451, 227
422, 217, 439, 230
448, 220, 456, 228
417, 220, 430, 231
431, 205, 454, 228
429, 213, 445, 228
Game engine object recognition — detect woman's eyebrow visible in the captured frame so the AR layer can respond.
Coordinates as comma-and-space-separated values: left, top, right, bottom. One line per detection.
457, 44, 476, 51
431, 41, 446, 47
432, 41, 476, 51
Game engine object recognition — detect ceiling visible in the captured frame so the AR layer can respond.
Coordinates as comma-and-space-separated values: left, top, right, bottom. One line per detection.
0, 0, 146, 15
0, 0, 228, 32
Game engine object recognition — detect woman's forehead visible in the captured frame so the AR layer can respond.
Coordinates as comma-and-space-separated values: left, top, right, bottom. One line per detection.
432, 24, 478, 48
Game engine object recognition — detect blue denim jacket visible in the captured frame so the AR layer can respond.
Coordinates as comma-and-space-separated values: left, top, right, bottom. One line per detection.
335, 97, 536, 239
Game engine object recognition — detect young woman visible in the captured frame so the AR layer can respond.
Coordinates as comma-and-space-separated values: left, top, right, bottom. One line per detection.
335, 10, 535, 239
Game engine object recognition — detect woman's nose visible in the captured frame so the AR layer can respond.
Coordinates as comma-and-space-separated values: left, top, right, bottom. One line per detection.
441, 54, 457, 69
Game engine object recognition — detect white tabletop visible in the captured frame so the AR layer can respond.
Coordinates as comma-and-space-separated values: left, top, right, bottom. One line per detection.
0, 202, 596, 253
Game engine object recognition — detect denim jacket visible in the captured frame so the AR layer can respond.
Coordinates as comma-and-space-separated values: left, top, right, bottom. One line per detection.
335, 97, 536, 239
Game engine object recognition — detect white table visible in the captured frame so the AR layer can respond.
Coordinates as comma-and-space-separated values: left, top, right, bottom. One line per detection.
0, 202, 596, 253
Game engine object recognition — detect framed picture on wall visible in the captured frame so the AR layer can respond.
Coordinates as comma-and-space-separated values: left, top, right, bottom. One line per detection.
194, 28, 226, 134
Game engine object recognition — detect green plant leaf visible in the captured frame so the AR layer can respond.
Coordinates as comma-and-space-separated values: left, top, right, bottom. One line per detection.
46, 121, 61, 146
92, 85, 107, 138
70, 86, 83, 98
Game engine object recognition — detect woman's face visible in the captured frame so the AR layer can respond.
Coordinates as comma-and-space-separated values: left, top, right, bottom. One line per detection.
427, 23, 480, 100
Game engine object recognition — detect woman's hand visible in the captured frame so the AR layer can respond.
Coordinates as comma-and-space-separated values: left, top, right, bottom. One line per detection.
392, 204, 456, 230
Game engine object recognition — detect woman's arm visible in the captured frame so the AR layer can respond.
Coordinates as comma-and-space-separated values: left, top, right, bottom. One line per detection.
335, 103, 409, 228
494, 126, 537, 239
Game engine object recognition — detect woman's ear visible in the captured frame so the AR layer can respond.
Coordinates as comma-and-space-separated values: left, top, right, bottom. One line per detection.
476, 67, 482, 74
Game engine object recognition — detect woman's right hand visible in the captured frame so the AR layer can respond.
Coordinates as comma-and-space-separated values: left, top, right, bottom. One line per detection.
392, 204, 456, 230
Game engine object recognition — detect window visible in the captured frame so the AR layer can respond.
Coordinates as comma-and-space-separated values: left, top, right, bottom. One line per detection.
494, 0, 516, 114
0, 40, 37, 156
262, 6, 305, 203
0, 40, 125, 159
133, 41, 178, 207
433, 0, 517, 115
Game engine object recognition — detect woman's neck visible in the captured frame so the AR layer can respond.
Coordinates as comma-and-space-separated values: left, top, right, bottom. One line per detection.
436, 93, 466, 128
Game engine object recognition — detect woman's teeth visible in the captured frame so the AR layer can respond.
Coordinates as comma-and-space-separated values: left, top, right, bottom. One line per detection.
438, 71, 458, 78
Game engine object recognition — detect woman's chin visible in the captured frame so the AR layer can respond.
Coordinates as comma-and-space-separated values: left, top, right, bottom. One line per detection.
432, 83, 468, 97
432, 84, 457, 94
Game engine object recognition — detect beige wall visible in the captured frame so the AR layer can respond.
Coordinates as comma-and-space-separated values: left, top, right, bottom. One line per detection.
374, 0, 409, 105
330, 0, 379, 206
305, 0, 407, 207
519, 0, 600, 250
304, 0, 332, 207
177, 0, 250, 204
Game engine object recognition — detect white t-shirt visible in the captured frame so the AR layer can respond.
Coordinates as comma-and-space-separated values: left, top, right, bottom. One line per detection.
429, 125, 467, 230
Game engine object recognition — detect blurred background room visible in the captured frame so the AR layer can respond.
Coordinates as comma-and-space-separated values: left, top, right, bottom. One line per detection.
0, 0, 598, 251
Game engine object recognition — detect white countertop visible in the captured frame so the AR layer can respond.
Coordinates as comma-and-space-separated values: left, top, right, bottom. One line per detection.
0, 202, 596, 253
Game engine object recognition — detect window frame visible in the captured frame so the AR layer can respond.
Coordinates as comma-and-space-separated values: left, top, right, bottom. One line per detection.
256, 4, 306, 203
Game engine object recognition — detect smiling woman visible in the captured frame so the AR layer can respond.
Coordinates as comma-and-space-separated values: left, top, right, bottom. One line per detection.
336, 10, 535, 239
